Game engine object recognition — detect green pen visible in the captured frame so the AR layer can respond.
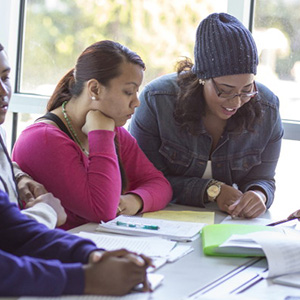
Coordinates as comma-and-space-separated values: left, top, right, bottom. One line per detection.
116, 221, 159, 230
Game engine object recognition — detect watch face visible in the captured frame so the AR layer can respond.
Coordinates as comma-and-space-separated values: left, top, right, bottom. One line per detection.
208, 185, 220, 197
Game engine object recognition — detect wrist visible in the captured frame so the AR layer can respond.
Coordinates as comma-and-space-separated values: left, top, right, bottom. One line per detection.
252, 190, 267, 204
88, 249, 105, 264
248, 186, 267, 204
15, 172, 33, 184
206, 180, 224, 202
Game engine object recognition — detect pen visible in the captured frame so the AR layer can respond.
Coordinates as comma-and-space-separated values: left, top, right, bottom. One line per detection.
267, 216, 298, 226
116, 221, 160, 230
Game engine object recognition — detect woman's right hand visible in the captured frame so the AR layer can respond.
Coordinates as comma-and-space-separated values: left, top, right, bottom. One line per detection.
83, 249, 152, 296
216, 184, 243, 214
82, 110, 115, 134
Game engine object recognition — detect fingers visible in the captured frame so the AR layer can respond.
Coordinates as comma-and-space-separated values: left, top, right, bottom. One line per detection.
32, 184, 48, 197
288, 210, 300, 220
101, 249, 152, 268
141, 276, 152, 293
18, 179, 48, 202
22, 191, 35, 203
228, 191, 266, 219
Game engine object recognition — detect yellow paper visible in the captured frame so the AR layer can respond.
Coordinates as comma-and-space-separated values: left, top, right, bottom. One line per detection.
143, 210, 214, 224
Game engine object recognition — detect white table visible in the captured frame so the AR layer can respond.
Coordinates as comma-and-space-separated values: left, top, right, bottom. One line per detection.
68, 203, 300, 300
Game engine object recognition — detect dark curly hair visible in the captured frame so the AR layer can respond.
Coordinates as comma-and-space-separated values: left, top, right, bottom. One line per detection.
173, 58, 262, 135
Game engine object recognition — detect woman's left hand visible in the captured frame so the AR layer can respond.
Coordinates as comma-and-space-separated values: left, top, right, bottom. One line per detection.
117, 194, 143, 216
17, 175, 48, 202
227, 190, 267, 219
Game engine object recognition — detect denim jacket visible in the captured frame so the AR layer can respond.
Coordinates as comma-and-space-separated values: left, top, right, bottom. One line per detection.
130, 73, 283, 209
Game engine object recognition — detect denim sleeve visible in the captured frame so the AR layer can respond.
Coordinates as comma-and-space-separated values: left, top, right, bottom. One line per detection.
241, 105, 284, 208
130, 89, 210, 207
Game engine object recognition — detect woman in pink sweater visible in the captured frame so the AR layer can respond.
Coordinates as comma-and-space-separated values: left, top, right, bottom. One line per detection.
12, 40, 172, 230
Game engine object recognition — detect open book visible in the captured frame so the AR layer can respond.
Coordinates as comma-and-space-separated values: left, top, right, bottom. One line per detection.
203, 224, 300, 279
201, 224, 274, 257
97, 215, 205, 242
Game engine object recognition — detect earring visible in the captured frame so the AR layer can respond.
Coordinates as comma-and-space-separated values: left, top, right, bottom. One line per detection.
91, 96, 96, 100
198, 79, 206, 85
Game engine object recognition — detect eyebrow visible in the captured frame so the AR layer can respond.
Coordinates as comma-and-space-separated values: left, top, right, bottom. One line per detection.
1, 67, 11, 74
125, 82, 139, 87
218, 82, 253, 88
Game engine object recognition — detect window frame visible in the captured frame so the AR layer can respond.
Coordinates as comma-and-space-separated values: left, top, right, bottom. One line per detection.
0, 0, 299, 141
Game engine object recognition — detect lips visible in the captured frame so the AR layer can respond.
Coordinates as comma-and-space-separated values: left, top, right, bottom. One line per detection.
0, 101, 8, 112
224, 107, 235, 112
222, 106, 238, 116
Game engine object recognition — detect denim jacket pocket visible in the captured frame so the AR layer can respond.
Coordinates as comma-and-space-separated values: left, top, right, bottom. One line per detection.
230, 151, 262, 176
159, 140, 193, 174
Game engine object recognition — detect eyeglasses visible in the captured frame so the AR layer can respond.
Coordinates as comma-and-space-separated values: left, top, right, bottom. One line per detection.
211, 78, 258, 101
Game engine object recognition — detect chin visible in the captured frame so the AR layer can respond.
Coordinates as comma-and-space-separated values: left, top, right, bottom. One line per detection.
0, 115, 6, 125
116, 120, 126, 127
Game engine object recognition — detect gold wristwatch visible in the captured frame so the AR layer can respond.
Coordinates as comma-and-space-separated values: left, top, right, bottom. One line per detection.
207, 180, 224, 202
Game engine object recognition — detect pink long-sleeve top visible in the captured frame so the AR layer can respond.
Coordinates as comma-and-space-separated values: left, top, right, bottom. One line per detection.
12, 123, 172, 229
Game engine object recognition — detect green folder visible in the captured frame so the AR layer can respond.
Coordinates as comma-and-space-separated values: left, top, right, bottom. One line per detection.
201, 223, 275, 257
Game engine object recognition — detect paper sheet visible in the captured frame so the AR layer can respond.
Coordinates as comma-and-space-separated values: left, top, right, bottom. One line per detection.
143, 210, 214, 225
76, 232, 176, 257
221, 216, 272, 226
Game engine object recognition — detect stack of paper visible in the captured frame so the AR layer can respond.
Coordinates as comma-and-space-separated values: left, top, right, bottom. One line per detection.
76, 231, 194, 269
96, 215, 205, 242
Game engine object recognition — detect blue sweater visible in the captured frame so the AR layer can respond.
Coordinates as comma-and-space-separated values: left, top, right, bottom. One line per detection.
0, 190, 97, 296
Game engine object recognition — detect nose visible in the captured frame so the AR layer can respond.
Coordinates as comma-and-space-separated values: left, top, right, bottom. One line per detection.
228, 95, 241, 107
0, 80, 8, 97
131, 93, 140, 109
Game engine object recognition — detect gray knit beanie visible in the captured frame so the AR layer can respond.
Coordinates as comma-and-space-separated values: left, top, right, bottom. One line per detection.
191, 13, 258, 79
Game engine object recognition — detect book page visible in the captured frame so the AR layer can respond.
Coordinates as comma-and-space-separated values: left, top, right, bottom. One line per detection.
76, 232, 176, 257
250, 230, 300, 278
220, 229, 300, 278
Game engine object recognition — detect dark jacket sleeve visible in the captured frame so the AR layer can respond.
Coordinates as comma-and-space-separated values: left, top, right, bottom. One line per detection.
0, 190, 97, 296
0, 249, 84, 296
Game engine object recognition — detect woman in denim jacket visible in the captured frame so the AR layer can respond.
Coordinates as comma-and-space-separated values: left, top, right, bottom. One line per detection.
130, 13, 283, 219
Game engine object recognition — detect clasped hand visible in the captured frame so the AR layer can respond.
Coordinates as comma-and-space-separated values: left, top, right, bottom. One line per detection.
18, 176, 67, 226
85, 249, 152, 295
216, 184, 266, 219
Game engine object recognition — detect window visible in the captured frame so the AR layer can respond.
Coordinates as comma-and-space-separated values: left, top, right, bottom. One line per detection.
19, 0, 228, 96
254, 0, 300, 123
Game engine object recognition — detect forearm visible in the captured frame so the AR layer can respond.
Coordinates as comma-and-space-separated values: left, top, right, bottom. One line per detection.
0, 250, 84, 296
128, 176, 172, 212
0, 193, 97, 263
166, 174, 210, 207
21, 202, 57, 229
